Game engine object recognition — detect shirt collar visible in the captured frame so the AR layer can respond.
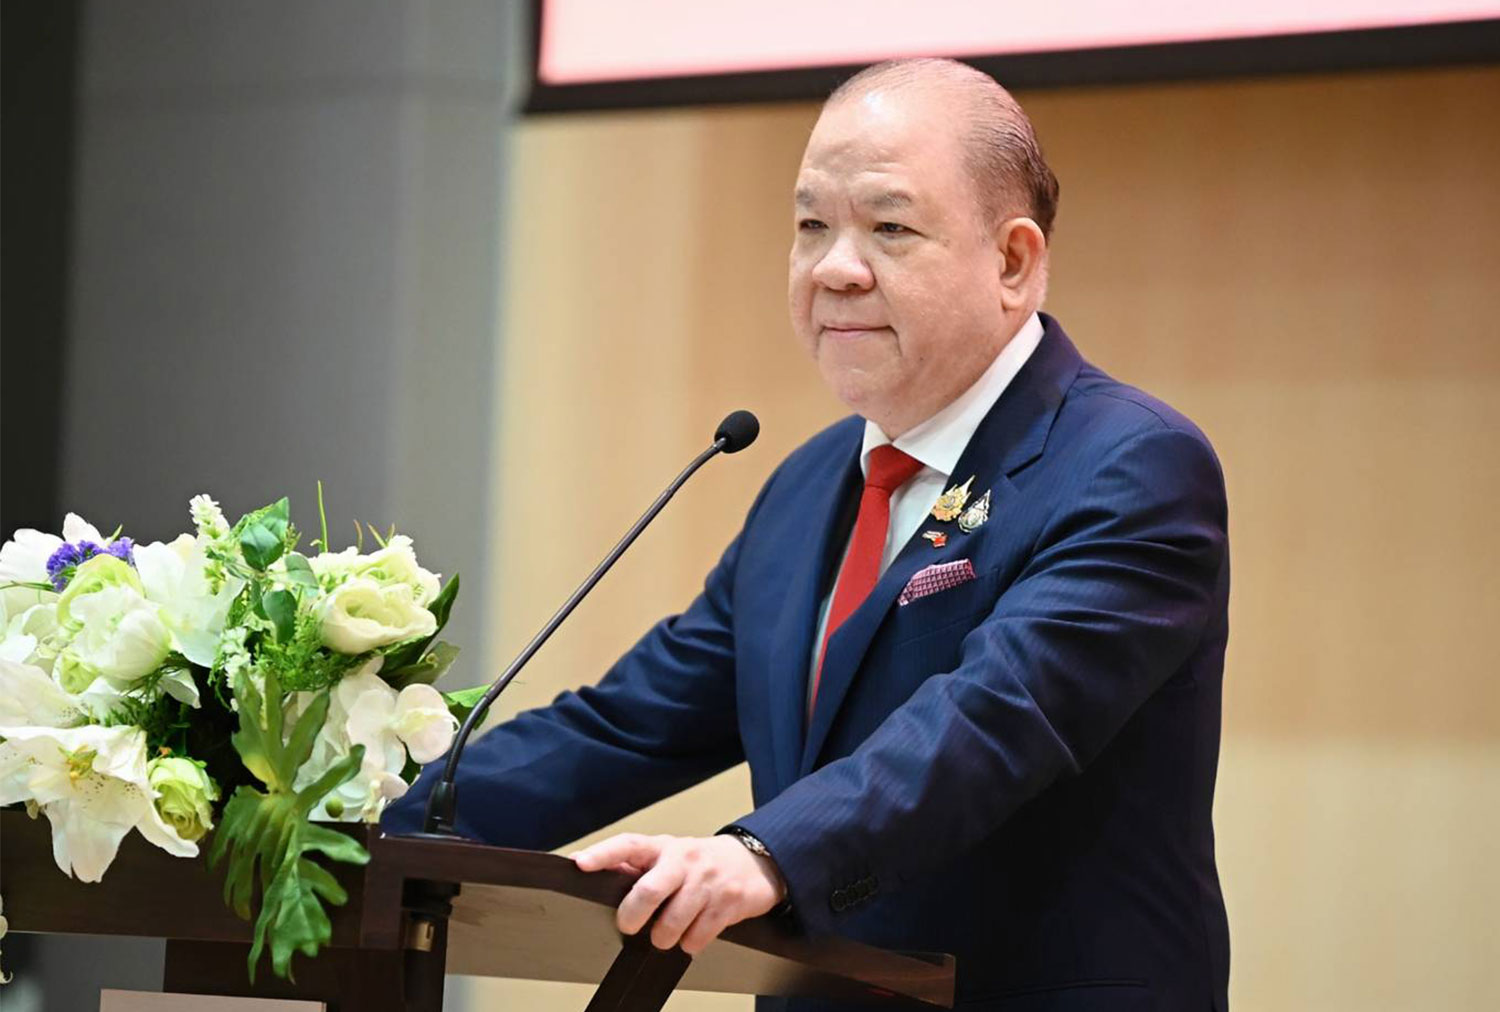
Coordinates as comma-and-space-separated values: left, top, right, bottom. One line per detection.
860, 311, 1046, 480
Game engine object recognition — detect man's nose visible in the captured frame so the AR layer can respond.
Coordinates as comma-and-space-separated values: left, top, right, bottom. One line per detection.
811, 233, 874, 291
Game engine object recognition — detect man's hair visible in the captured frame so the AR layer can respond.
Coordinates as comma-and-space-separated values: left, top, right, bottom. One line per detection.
826, 59, 1060, 240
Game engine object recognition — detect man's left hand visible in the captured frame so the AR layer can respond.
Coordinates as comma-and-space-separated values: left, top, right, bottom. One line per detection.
571, 833, 787, 954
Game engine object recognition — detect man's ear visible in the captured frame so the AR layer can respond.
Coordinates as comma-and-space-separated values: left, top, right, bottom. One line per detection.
995, 217, 1047, 311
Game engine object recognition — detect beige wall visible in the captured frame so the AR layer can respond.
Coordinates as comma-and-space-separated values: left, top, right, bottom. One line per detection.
462, 65, 1500, 1011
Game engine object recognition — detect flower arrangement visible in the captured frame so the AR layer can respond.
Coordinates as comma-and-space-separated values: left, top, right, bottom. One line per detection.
0, 493, 482, 980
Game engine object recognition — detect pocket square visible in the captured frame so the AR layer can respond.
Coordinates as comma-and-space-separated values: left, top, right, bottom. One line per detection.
898, 559, 976, 606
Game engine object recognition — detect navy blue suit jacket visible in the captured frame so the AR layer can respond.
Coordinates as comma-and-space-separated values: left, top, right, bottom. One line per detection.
384, 316, 1231, 1011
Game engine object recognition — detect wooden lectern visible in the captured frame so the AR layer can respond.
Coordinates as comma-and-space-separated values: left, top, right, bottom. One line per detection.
1, 809, 954, 1010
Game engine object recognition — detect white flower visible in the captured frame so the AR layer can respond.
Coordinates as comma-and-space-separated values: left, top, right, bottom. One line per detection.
188, 494, 230, 541
0, 528, 63, 623
0, 528, 59, 584
60, 514, 108, 546
308, 546, 362, 585
0, 724, 197, 882
291, 660, 454, 822
57, 586, 172, 693
351, 536, 441, 605
309, 536, 440, 601
0, 514, 106, 579
349, 681, 457, 766
0, 598, 58, 670
0, 891, 9, 984
317, 577, 436, 655
0, 658, 87, 728
135, 534, 242, 668
1, 891, 10, 984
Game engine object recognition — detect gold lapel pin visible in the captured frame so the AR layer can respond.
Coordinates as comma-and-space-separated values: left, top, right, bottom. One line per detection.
958, 489, 992, 533
930, 476, 974, 522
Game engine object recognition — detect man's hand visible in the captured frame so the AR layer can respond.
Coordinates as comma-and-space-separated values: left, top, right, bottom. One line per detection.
571, 833, 787, 954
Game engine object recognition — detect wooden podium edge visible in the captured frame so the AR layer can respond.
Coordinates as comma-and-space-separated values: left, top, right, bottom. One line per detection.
375, 832, 956, 1008
0, 810, 955, 1008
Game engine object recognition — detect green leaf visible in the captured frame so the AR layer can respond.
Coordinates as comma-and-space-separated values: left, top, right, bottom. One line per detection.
262, 498, 291, 541
276, 690, 330, 790
281, 553, 319, 590
384, 641, 460, 691
315, 480, 330, 554
228, 671, 276, 788
212, 673, 370, 982
262, 589, 297, 645
427, 573, 460, 636
240, 523, 283, 571
442, 683, 489, 725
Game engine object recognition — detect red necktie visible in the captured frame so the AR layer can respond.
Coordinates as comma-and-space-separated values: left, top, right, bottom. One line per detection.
810, 444, 925, 714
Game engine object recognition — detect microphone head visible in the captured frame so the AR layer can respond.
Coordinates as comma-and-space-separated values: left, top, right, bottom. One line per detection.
714, 410, 760, 454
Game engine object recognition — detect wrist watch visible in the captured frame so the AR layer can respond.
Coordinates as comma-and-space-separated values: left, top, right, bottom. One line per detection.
719, 827, 794, 915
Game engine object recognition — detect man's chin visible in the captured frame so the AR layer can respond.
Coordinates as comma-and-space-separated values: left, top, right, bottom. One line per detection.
819, 367, 899, 421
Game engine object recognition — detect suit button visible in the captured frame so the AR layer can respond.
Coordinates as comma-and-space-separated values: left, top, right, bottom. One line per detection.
830, 889, 848, 912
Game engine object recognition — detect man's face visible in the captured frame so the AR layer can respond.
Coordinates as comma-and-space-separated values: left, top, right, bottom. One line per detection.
789, 87, 1011, 435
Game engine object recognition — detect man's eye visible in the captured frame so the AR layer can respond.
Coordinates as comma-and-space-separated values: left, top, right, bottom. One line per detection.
797, 219, 827, 232
875, 222, 910, 235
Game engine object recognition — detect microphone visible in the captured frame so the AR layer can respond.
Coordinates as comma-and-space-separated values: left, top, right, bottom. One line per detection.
418, 410, 761, 837
715, 409, 759, 454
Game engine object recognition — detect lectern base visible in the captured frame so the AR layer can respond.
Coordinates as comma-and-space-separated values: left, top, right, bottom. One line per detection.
163, 930, 447, 1012
585, 932, 693, 1012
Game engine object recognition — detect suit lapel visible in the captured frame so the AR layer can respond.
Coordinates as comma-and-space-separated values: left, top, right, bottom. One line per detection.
797, 316, 1084, 775
764, 426, 863, 794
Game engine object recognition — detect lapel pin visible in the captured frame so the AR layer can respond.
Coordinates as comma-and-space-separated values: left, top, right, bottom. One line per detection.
958, 489, 992, 533
930, 476, 974, 522
922, 530, 948, 548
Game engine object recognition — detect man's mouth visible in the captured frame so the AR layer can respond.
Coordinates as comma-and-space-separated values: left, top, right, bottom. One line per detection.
820, 324, 891, 338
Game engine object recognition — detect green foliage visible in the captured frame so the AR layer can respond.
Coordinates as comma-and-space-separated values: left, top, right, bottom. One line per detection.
314, 480, 330, 554
239, 524, 283, 571
441, 684, 488, 725
261, 588, 297, 644
260, 606, 366, 694
96, 657, 199, 754
385, 641, 460, 691
234, 498, 298, 572
209, 665, 369, 982
280, 553, 319, 591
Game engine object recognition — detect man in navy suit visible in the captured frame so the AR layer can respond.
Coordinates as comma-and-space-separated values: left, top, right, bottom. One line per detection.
386, 57, 1230, 1011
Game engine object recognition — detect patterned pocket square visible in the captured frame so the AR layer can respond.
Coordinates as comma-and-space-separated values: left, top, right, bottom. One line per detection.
898, 559, 976, 606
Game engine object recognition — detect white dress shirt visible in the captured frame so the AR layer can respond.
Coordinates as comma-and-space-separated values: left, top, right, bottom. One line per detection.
806, 312, 1045, 703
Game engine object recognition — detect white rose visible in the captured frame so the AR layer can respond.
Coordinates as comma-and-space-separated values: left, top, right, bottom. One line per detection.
146, 756, 219, 842
351, 536, 441, 606
309, 536, 441, 604
308, 546, 362, 584
318, 577, 436, 655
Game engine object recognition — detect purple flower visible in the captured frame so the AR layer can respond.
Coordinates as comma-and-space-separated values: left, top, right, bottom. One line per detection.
45, 537, 135, 591
106, 537, 135, 566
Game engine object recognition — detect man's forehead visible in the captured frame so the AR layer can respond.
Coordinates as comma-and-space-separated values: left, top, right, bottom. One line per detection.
794, 180, 918, 210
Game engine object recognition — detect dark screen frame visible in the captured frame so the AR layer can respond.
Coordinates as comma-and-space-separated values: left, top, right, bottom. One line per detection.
523, 9, 1500, 114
